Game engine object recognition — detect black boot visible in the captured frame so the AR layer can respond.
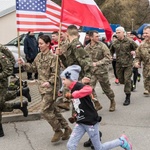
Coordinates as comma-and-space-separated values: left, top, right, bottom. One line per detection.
17, 87, 31, 102
83, 138, 92, 147
0, 123, 4, 137
91, 131, 102, 149
123, 94, 131, 106
83, 131, 102, 148
13, 101, 28, 117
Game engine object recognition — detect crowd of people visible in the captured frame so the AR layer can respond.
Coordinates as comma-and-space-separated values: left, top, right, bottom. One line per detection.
0, 24, 150, 150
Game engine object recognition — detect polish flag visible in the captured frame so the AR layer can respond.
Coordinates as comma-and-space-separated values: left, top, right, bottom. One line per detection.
61, 0, 113, 41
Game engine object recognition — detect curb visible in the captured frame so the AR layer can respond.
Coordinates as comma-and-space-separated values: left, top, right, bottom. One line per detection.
2, 112, 41, 123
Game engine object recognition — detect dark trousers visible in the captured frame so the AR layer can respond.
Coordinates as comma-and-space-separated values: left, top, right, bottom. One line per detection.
26, 58, 38, 79
132, 67, 138, 85
112, 60, 118, 79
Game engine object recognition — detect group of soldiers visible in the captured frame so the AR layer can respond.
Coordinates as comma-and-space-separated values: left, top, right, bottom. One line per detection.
55, 25, 150, 147
0, 24, 149, 149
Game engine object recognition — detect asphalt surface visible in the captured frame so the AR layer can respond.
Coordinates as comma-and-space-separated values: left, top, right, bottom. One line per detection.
1, 69, 150, 150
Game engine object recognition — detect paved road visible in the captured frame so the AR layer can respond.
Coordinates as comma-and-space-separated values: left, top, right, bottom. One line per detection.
0, 69, 150, 150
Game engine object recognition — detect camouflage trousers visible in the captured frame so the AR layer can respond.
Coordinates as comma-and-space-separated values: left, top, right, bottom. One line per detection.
90, 72, 115, 101
41, 92, 69, 132
143, 68, 150, 93
0, 88, 15, 123
116, 66, 132, 94
143, 76, 150, 93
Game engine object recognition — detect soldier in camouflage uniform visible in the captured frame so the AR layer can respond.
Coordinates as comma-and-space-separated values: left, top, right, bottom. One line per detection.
57, 32, 71, 110
134, 26, 150, 95
56, 26, 102, 149
18, 35, 71, 143
110, 27, 138, 106
56, 25, 92, 83
0, 50, 28, 137
56, 25, 92, 114
85, 30, 116, 112
0, 44, 31, 102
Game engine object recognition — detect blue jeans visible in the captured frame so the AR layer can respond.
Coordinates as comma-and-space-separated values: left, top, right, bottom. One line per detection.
67, 122, 122, 150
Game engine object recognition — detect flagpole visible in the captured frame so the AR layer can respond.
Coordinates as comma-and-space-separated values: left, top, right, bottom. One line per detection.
53, 22, 62, 100
17, 31, 23, 107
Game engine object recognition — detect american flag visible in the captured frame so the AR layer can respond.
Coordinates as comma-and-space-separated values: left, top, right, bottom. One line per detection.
16, 0, 68, 32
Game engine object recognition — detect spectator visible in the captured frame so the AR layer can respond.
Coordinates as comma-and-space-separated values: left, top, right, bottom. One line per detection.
130, 31, 141, 46
51, 31, 59, 54
84, 31, 91, 46
24, 31, 38, 80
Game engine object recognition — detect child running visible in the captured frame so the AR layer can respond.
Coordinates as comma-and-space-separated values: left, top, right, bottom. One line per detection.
60, 65, 132, 150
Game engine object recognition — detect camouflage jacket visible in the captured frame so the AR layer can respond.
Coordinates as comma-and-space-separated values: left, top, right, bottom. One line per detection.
85, 41, 111, 74
134, 41, 150, 77
24, 51, 60, 94
0, 44, 15, 67
0, 52, 13, 87
110, 37, 138, 67
59, 38, 92, 79
59, 40, 69, 55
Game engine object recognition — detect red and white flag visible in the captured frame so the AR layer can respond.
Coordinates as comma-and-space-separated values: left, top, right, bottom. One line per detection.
61, 0, 113, 41
16, 0, 68, 32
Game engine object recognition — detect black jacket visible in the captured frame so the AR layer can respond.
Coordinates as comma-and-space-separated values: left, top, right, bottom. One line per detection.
71, 82, 101, 125
24, 34, 38, 60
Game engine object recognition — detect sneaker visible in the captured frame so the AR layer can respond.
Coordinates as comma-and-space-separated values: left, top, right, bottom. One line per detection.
115, 78, 119, 84
137, 73, 141, 82
131, 85, 136, 91
119, 134, 132, 150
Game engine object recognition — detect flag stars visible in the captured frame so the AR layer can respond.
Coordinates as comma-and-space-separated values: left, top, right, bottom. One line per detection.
16, 0, 46, 12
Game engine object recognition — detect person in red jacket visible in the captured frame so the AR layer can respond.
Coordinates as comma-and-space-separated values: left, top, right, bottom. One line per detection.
51, 31, 59, 54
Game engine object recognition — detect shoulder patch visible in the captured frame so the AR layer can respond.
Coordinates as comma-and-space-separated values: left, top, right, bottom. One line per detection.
76, 44, 81, 48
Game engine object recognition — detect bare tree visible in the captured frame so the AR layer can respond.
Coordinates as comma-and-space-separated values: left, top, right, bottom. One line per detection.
100, 0, 150, 30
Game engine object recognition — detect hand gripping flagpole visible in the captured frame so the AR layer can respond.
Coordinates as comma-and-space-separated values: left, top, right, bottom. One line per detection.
53, 23, 62, 100
17, 31, 23, 107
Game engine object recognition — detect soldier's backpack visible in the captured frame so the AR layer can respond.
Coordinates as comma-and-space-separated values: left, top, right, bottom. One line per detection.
0, 44, 16, 68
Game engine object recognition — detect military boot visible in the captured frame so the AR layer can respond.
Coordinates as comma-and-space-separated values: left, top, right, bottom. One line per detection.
13, 101, 28, 117
109, 99, 116, 112
51, 130, 63, 142
17, 87, 31, 102
84, 131, 102, 148
93, 99, 102, 111
62, 126, 72, 140
0, 123, 4, 137
57, 102, 70, 111
83, 139, 92, 147
123, 94, 131, 106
